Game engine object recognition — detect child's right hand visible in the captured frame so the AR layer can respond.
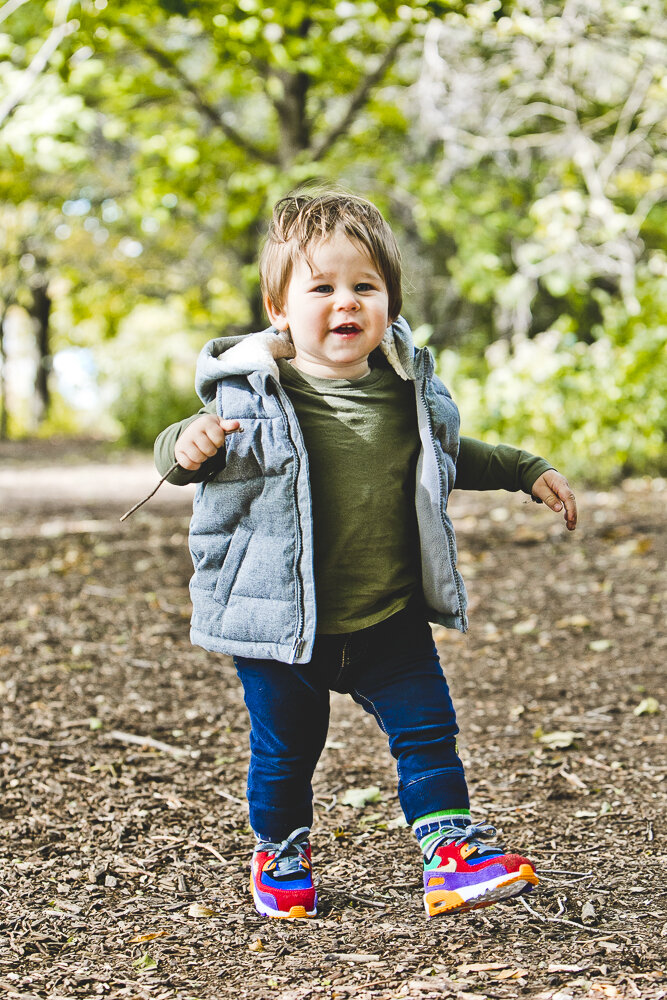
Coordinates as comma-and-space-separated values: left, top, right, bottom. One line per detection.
174, 415, 241, 471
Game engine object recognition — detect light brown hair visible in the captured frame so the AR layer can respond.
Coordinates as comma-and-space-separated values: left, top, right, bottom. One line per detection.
260, 190, 402, 321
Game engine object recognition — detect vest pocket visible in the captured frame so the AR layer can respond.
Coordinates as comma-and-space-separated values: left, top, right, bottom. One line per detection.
214, 527, 252, 606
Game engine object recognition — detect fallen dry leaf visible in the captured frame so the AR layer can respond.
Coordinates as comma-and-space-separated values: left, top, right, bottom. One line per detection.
512, 617, 538, 635
491, 968, 531, 980
187, 902, 221, 918
555, 614, 591, 628
457, 962, 510, 973
538, 730, 585, 749
127, 930, 169, 944
612, 537, 653, 558
589, 638, 613, 652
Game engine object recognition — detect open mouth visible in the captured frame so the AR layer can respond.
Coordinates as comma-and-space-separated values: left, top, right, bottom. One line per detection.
332, 323, 361, 335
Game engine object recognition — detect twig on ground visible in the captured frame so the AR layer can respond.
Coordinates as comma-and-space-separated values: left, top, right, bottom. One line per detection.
215, 788, 246, 805
347, 892, 387, 908
323, 953, 381, 963
536, 869, 594, 877
107, 729, 191, 757
191, 841, 227, 865
519, 894, 618, 933
16, 735, 87, 748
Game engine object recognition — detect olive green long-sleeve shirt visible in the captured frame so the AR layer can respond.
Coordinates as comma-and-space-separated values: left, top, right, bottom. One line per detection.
154, 401, 552, 496
155, 362, 552, 631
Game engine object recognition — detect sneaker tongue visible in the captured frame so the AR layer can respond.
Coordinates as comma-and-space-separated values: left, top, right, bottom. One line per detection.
273, 854, 302, 877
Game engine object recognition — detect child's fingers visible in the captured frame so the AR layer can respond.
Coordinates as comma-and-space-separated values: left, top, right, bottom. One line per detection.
532, 472, 578, 531
175, 448, 204, 470
556, 483, 577, 530
217, 418, 242, 437
175, 417, 243, 470
545, 475, 577, 530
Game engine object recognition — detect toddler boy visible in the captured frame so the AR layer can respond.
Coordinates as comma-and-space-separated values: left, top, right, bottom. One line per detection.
155, 191, 577, 919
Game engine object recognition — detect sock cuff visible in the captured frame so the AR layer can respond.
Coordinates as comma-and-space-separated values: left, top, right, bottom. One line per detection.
412, 808, 470, 834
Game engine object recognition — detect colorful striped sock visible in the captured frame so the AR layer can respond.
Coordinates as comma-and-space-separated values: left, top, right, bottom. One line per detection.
412, 809, 471, 857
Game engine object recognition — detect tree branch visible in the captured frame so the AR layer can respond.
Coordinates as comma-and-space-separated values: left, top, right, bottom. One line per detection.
117, 21, 279, 166
0, 0, 75, 127
310, 25, 413, 161
0, 0, 30, 26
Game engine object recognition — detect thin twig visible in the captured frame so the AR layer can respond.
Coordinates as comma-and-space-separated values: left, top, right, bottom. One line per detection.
191, 841, 227, 865
215, 788, 246, 806
346, 892, 387, 909
0, 0, 74, 126
519, 894, 546, 921
106, 729, 191, 758
16, 735, 87, 748
322, 952, 381, 962
519, 894, 613, 934
119, 462, 179, 521
0, 0, 30, 25
536, 869, 594, 877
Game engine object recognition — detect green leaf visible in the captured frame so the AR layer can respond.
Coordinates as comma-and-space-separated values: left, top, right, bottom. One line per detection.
633, 697, 660, 716
340, 786, 382, 808
537, 730, 584, 750
132, 952, 157, 970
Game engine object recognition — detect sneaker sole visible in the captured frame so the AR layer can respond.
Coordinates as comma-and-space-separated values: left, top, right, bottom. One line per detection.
424, 863, 538, 917
251, 877, 317, 919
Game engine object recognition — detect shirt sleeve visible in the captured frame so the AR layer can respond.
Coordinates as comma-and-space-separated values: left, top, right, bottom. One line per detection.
154, 401, 224, 485
454, 436, 553, 494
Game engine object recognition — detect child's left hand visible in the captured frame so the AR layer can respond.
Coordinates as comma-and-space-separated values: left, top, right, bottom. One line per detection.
531, 470, 578, 531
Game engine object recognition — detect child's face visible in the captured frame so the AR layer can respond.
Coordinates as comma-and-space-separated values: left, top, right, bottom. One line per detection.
266, 228, 392, 379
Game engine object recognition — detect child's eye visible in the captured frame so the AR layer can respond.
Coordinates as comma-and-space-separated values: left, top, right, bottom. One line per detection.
313, 284, 333, 293
355, 283, 374, 292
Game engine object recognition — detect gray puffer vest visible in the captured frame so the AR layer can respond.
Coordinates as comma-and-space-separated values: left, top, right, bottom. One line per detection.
188, 316, 467, 664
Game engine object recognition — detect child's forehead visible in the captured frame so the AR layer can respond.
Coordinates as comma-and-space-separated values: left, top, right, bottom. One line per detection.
294, 230, 379, 274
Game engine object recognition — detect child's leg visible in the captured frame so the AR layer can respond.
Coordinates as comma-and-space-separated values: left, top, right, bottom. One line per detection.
343, 605, 469, 824
234, 653, 338, 919
233, 655, 332, 841
343, 603, 538, 915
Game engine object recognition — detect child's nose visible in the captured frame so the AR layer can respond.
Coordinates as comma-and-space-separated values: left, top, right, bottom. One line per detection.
335, 288, 359, 310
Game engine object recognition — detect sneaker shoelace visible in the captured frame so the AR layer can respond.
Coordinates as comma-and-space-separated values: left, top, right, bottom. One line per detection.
425, 821, 501, 863
255, 827, 311, 879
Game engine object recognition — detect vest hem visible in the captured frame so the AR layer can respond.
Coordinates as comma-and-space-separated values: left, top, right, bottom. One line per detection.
190, 627, 313, 665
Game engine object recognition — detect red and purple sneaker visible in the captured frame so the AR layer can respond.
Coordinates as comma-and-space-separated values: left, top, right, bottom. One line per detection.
251, 827, 317, 919
423, 822, 538, 917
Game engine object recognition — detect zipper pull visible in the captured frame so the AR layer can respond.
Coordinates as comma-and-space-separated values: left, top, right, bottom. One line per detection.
290, 637, 303, 662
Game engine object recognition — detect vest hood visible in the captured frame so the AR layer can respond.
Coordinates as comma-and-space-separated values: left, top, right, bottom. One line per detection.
195, 316, 417, 404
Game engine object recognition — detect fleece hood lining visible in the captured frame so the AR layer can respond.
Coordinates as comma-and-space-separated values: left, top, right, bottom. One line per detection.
195, 318, 417, 403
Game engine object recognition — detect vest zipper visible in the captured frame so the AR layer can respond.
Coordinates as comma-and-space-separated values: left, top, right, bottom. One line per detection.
272, 381, 306, 662
417, 375, 467, 630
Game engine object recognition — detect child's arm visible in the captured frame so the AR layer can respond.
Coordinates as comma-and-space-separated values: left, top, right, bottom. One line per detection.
154, 403, 240, 485
454, 437, 577, 531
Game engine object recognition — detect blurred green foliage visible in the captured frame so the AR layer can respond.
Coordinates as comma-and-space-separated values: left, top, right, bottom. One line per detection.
0, 0, 665, 480
440, 262, 667, 481
111, 359, 201, 449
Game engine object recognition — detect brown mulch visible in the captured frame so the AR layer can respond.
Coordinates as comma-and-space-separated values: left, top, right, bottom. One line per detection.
1, 441, 665, 1000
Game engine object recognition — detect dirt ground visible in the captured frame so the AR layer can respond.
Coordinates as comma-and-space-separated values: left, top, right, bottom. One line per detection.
1, 440, 665, 1000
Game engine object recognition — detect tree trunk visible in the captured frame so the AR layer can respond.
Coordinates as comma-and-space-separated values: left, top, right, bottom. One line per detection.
0, 305, 8, 439
31, 279, 52, 425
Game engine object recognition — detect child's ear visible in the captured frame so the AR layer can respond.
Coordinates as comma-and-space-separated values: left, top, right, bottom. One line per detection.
265, 296, 288, 331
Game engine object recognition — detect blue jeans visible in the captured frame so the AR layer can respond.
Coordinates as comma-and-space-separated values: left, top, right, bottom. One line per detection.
233, 601, 469, 841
